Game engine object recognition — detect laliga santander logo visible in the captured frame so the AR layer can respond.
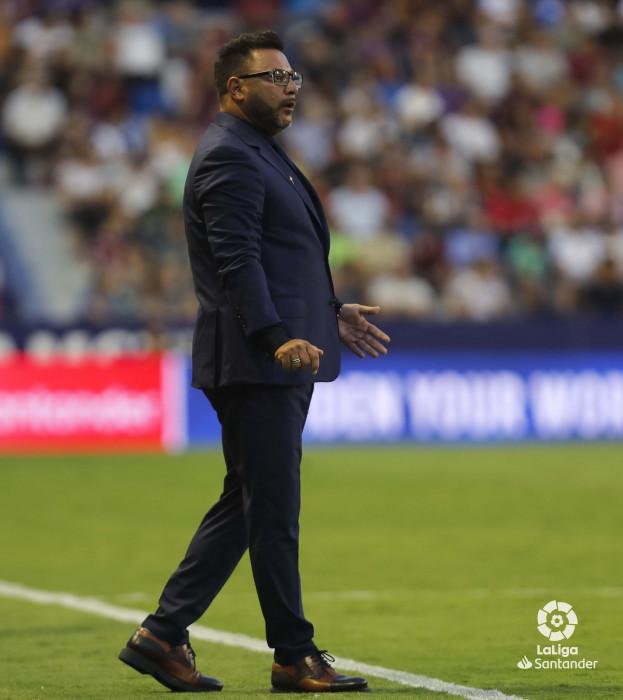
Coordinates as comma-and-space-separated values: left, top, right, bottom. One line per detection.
537, 600, 578, 641
516, 600, 597, 670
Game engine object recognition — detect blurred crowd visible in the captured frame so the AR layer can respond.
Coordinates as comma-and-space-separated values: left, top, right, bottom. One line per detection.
2, 0, 623, 324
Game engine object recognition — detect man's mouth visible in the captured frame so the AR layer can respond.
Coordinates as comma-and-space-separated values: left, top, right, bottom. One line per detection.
281, 101, 296, 111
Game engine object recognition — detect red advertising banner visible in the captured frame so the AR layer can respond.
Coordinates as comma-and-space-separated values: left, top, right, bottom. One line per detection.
0, 355, 174, 452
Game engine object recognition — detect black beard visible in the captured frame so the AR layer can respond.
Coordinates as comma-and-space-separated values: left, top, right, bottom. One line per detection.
243, 92, 289, 136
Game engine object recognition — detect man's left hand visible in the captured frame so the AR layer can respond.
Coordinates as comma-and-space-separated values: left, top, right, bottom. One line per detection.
338, 304, 390, 358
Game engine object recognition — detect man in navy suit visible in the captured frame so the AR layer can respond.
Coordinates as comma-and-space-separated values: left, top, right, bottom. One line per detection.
119, 31, 389, 693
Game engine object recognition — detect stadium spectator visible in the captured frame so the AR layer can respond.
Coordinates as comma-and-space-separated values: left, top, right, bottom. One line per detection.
2, 63, 67, 184
328, 164, 390, 240
514, 27, 568, 92
547, 215, 607, 282
366, 259, 437, 318
443, 257, 513, 320
394, 70, 444, 131
455, 21, 513, 103
440, 100, 501, 163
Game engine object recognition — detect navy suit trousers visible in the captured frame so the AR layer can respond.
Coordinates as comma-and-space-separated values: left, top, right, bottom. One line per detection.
142, 383, 316, 663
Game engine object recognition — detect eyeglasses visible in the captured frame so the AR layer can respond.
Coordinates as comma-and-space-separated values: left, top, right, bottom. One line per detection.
236, 68, 303, 89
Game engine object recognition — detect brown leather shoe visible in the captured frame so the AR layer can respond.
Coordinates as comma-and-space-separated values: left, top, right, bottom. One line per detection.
118, 627, 223, 692
271, 650, 367, 692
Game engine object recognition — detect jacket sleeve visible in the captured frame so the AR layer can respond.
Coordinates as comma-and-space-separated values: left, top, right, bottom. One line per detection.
193, 144, 287, 337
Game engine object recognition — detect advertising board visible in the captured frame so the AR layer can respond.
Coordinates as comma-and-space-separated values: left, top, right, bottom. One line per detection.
0, 354, 181, 452
186, 352, 623, 445
1, 351, 621, 452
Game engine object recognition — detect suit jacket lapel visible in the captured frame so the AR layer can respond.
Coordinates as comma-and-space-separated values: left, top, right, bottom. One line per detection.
270, 140, 330, 249
258, 142, 329, 248
215, 113, 330, 253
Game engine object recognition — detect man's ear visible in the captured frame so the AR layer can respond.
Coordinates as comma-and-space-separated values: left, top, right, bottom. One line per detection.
227, 77, 245, 103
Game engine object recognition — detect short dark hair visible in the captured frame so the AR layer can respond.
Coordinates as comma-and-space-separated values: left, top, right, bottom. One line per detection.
214, 31, 284, 97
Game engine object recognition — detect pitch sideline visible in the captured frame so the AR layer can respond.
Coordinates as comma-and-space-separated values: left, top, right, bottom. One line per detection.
0, 580, 527, 700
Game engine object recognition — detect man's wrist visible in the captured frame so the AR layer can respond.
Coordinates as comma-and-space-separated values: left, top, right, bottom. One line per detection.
330, 296, 343, 316
251, 323, 291, 358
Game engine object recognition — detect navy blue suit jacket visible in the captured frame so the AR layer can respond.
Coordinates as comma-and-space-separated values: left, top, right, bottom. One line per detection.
183, 112, 341, 388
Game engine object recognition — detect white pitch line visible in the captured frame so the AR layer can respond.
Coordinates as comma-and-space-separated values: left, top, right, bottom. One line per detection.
0, 580, 526, 700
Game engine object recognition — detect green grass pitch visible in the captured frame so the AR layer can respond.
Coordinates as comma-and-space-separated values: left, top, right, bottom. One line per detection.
1, 445, 622, 699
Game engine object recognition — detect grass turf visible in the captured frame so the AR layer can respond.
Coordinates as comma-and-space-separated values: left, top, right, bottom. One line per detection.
0, 445, 621, 699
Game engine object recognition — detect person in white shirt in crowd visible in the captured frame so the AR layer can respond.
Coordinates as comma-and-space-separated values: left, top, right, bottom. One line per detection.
328, 164, 391, 241
443, 256, 513, 320
2, 64, 67, 183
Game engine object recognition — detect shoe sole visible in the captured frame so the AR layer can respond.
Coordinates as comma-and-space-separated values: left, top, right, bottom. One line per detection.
118, 647, 222, 692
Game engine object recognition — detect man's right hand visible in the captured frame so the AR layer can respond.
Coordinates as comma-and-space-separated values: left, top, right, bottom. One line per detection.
274, 339, 324, 375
